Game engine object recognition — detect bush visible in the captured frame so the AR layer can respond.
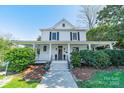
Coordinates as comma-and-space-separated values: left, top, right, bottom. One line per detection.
104, 49, 124, 66
70, 51, 81, 68
80, 50, 95, 66
92, 51, 111, 69
80, 50, 111, 69
4, 48, 35, 72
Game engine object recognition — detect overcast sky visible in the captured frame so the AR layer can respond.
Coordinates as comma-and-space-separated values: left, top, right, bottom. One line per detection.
0, 5, 87, 40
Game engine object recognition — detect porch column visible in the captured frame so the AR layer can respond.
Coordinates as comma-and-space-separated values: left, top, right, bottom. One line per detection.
109, 43, 113, 49
33, 43, 35, 50
88, 44, 92, 50
68, 43, 70, 61
49, 43, 52, 61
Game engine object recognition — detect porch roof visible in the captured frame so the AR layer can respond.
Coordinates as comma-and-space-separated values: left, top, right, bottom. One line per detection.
11, 40, 117, 45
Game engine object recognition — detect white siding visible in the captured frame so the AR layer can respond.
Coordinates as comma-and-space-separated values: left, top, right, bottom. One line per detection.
59, 31, 70, 41
38, 44, 49, 60
41, 31, 86, 41
41, 31, 49, 41
80, 31, 86, 41
70, 44, 87, 52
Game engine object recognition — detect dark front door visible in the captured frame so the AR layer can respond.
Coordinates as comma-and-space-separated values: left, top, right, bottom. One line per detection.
58, 46, 63, 60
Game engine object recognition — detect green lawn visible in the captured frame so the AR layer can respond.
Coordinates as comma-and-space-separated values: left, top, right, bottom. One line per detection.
0, 75, 5, 80
77, 71, 124, 88
2, 74, 40, 88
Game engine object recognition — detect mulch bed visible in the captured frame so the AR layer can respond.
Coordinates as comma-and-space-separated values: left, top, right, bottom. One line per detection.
23, 65, 46, 81
72, 66, 124, 81
72, 66, 96, 81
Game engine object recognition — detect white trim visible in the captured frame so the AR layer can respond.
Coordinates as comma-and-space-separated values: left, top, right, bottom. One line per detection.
88, 44, 92, 50
49, 43, 52, 60
68, 43, 70, 61
109, 43, 113, 49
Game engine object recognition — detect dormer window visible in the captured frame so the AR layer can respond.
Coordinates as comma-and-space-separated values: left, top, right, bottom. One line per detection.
62, 23, 65, 27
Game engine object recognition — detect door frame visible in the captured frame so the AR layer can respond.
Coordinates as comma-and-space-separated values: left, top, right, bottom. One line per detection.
58, 46, 63, 60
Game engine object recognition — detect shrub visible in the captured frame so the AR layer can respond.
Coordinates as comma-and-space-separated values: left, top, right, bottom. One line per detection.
92, 51, 111, 69
70, 51, 81, 68
80, 50, 111, 69
104, 49, 124, 66
4, 48, 35, 72
80, 50, 95, 66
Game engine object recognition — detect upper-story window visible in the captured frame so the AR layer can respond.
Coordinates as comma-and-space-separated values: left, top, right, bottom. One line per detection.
72, 32, 78, 40
50, 32, 59, 40
52, 32, 57, 40
70, 32, 80, 41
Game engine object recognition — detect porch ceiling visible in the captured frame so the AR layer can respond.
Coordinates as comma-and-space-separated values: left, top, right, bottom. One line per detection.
11, 40, 117, 45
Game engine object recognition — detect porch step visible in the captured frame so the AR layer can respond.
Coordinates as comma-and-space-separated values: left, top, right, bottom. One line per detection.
50, 61, 68, 71
52, 60, 67, 63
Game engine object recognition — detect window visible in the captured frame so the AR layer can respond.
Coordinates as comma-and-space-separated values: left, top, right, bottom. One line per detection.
50, 32, 59, 40
37, 48, 40, 55
73, 47, 79, 52
62, 23, 65, 27
43, 46, 47, 52
52, 32, 56, 40
72, 32, 78, 40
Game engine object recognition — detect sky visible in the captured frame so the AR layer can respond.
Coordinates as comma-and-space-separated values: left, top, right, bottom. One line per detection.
0, 5, 86, 40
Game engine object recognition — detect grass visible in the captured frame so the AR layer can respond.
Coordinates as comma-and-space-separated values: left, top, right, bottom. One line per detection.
2, 74, 40, 88
0, 75, 5, 80
77, 71, 124, 88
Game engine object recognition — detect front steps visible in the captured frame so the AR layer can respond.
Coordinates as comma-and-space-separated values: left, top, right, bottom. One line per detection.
50, 61, 68, 71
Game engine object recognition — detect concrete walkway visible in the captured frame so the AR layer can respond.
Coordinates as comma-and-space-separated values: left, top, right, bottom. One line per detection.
0, 76, 13, 87
37, 61, 78, 88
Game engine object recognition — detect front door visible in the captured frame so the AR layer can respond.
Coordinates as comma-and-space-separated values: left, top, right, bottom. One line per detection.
58, 46, 63, 60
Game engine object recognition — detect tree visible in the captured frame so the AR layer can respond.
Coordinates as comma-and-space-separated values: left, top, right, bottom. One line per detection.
78, 5, 102, 29
0, 38, 12, 62
97, 5, 124, 25
87, 5, 124, 47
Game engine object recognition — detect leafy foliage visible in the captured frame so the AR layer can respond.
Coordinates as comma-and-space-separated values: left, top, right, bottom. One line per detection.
4, 48, 35, 72
97, 5, 124, 25
87, 5, 124, 48
104, 49, 124, 66
0, 38, 12, 62
70, 51, 81, 68
92, 51, 111, 69
80, 50, 111, 69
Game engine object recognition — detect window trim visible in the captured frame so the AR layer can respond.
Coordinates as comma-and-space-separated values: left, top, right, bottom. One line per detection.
72, 32, 78, 40
52, 32, 57, 40
51, 32, 59, 40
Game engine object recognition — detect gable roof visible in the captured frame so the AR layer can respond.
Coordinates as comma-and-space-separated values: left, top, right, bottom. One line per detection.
40, 18, 88, 31
52, 18, 75, 29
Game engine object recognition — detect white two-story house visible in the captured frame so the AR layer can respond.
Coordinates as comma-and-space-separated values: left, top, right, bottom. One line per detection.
12, 19, 116, 63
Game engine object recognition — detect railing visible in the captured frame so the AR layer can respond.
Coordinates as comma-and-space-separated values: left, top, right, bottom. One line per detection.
45, 55, 52, 71
67, 55, 72, 70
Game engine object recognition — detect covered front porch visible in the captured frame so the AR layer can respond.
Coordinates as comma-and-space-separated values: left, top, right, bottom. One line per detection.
12, 40, 116, 63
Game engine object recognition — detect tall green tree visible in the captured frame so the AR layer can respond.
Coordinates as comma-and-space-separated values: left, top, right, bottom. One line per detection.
87, 6, 124, 44
97, 5, 124, 25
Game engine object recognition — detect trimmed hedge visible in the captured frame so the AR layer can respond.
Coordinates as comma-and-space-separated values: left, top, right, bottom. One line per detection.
4, 48, 35, 72
71, 49, 124, 69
